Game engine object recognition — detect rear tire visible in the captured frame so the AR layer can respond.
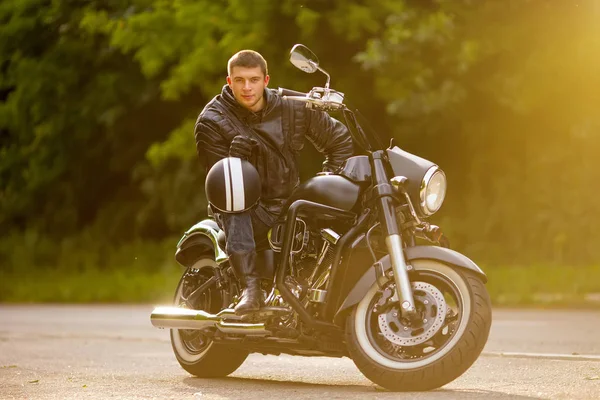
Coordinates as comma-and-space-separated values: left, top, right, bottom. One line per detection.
170, 257, 248, 377
346, 259, 492, 391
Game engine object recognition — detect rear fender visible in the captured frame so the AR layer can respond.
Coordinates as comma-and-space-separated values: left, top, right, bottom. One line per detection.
175, 219, 228, 267
333, 245, 487, 324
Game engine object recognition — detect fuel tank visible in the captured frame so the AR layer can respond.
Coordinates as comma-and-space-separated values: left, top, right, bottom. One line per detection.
282, 174, 361, 213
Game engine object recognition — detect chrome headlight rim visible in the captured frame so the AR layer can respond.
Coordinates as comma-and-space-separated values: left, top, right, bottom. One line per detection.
420, 166, 446, 216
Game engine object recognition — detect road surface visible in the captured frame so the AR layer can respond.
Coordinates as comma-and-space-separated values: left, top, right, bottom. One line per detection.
1, 305, 599, 399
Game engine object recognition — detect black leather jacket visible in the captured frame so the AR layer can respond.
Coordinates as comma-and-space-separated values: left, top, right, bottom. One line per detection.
195, 85, 353, 221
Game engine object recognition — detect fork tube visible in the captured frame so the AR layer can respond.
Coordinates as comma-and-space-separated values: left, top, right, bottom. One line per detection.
370, 151, 417, 316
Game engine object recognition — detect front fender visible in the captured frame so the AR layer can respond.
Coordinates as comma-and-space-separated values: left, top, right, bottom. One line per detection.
334, 245, 487, 323
174, 219, 228, 267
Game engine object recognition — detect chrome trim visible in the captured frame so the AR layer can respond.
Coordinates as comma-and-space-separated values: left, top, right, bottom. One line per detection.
290, 44, 319, 73
309, 242, 332, 288
269, 219, 309, 254
320, 228, 340, 244
316, 64, 331, 90
311, 266, 330, 291
419, 166, 446, 216
267, 226, 282, 252
315, 240, 330, 267
390, 176, 407, 188
384, 234, 416, 315
402, 191, 423, 225
178, 220, 228, 263
291, 218, 308, 254
151, 307, 232, 329
216, 320, 269, 336
308, 289, 328, 303
150, 307, 269, 336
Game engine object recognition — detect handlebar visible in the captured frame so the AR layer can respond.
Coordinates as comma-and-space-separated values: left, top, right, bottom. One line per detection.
278, 87, 307, 97
279, 87, 346, 112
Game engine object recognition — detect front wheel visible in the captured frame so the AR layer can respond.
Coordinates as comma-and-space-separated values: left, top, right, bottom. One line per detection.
170, 257, 248, 378
346, 259, 492, 391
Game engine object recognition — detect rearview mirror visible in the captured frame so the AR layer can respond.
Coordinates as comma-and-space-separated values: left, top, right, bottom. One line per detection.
290, 44, 319, 74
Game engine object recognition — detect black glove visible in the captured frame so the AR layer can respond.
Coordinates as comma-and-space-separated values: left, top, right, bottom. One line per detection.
229, 135, 257, 160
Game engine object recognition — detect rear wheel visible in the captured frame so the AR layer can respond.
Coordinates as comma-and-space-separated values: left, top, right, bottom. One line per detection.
170, 257, 248, 377
346, 259, 492, 391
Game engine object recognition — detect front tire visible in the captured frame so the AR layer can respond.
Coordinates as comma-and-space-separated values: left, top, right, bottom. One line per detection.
170, 257, 248, 378
346, 259, 492, 391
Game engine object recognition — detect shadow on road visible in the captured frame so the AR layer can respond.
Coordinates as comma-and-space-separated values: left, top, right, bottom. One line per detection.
182, 377, 541, 399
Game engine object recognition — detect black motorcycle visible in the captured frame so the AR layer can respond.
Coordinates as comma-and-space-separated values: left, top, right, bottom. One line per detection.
151, 44, 492, 391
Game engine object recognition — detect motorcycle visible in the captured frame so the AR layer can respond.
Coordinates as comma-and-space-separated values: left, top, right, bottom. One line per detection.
150, 44, 492, 391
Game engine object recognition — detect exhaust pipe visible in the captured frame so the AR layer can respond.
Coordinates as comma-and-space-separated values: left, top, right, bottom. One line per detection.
150, 306, 269, 336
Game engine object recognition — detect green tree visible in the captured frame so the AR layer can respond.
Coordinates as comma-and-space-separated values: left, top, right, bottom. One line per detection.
2, 0, 598, 269
81, 0, 390, 234
346, 0, 600, 263
0, 0, 162, 238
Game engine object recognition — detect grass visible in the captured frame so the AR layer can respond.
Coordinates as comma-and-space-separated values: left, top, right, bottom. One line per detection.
1, 233, 599, 306
2, 261, 600, 308
0, 235, 183, 304
0, 267, 182, 303
484, 263, 600, 308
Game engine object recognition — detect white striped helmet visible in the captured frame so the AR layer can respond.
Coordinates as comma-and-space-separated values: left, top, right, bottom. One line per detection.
205, 157, 261, 213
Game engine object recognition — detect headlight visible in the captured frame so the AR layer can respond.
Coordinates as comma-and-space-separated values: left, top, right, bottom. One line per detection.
420, 167, 446, 215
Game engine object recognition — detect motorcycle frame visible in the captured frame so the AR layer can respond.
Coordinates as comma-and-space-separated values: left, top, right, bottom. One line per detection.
174, 147, 489, 333
271, 148, 486, 329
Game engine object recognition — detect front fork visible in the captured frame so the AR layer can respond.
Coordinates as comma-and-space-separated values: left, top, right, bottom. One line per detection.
371, 151, 417, 318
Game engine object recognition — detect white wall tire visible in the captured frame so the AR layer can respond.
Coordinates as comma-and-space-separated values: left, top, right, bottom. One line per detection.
170, 257, 248, 377
346, 259, 492, 391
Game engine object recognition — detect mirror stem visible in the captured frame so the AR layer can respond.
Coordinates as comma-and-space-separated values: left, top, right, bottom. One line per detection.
319, 66, 331, 90
309, 60, 331, 90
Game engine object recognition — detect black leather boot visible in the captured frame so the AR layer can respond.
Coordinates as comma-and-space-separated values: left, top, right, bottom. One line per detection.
230, 252, 263, 315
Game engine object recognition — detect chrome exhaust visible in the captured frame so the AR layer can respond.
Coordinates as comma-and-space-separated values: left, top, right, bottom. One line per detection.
150, 306, 270, 336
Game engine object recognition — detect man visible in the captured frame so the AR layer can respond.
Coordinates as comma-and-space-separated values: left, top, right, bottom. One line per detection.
195, 49, 353, 315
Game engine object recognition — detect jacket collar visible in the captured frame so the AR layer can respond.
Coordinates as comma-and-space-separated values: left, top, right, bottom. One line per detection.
220, 85, 276, 122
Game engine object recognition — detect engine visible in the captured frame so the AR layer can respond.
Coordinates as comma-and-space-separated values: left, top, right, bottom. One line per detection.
272, 219, 341, 304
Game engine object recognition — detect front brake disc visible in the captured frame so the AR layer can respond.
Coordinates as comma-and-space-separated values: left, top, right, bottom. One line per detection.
377, 281, 447, 346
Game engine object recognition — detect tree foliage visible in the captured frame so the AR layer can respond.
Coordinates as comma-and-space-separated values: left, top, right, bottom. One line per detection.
1, 0, 598, 266
353, 1, 600, 263
0, 0, 164, 237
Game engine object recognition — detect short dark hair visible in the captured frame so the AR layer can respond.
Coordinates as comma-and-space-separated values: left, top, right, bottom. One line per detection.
227, 50, 268, 77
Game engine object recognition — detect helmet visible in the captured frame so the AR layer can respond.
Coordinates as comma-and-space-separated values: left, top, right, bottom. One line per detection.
205, 157, 261, 213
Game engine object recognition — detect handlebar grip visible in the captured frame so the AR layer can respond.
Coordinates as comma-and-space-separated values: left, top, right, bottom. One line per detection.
278, 87, 307, 97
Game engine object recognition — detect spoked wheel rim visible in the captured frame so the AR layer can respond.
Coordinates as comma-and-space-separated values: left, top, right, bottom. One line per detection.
354, 260, 472, 369
171, 258, 220, 363
178, 325, 211, 355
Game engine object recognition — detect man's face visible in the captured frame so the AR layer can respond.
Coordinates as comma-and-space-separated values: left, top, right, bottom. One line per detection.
227, 66, 270, 112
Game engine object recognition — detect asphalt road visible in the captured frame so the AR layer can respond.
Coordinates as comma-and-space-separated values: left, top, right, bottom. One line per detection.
1, 305, 600, 399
